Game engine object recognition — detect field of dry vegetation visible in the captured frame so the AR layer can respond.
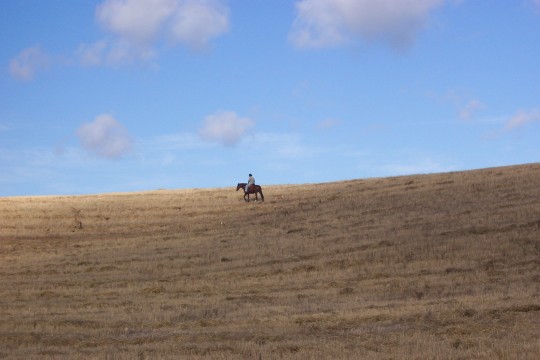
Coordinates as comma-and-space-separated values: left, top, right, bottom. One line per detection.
1, 164, 539, 359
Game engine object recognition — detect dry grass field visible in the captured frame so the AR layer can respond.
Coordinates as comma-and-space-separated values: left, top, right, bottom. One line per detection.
1, 164, 539, 359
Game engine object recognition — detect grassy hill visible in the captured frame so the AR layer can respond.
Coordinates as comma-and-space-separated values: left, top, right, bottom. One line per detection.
1, 164, 539, 359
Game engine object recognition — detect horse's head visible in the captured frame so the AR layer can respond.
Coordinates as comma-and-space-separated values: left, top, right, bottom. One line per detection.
236, 183, 242, 191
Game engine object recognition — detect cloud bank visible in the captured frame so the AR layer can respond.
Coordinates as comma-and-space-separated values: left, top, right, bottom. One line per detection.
77, 114, 133, 158
289, 0, 445, 49
199, 111, 255, 146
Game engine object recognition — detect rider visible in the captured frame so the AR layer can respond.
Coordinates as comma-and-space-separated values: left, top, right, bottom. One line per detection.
246, 173, 255, 193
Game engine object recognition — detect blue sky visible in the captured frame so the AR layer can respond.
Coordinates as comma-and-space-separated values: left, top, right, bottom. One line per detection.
1, 0, 540, 196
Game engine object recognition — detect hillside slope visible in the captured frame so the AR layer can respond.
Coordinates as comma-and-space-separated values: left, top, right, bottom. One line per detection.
1, 164, 539, 359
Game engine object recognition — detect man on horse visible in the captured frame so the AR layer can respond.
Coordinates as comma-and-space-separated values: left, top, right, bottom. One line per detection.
245, 174, 255, 193
236, 175, 264, 202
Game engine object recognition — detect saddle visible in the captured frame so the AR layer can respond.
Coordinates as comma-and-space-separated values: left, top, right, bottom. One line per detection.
246, 184, 255, 192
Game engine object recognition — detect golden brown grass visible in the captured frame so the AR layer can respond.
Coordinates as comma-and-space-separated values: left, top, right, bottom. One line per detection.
1, 164, 539, 359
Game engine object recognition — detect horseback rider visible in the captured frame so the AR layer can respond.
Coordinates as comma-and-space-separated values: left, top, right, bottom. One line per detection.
246, 173, 255, 193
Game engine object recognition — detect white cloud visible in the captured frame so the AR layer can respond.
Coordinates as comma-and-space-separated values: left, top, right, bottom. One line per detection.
426, 90, 484, 120
77, 40, 109, 66
9, 46, 50, 80
199, 110, 254, 146
77, 0, 229, 65
459, 99, 484, 120
92, 0, 229, 62
96, 0, 177, 45
289, 0, 445, 49
504, 109, 540, 131
77, 114, 133, 158
170, 0, 229, 49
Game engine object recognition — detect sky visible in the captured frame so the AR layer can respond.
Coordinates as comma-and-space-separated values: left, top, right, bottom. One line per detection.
1, 0, 540, 197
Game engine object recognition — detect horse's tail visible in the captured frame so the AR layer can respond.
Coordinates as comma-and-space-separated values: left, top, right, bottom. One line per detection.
259, 187, 264, 201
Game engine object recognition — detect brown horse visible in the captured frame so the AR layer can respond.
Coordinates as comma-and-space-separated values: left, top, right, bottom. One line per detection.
236, 183, 264, 202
